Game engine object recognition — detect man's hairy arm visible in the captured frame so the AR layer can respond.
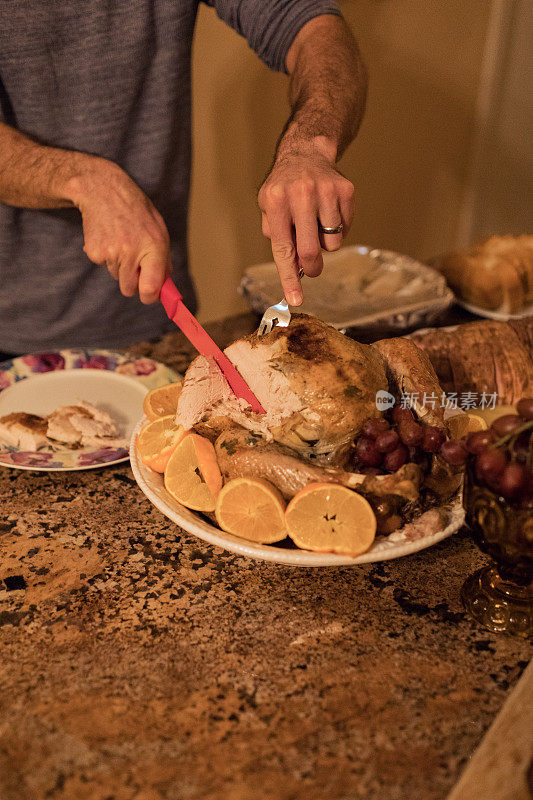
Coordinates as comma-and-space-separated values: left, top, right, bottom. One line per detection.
0, 123, 83, 208
284, 12, 366, 162
258, 14, 367, 304
0, 122, 171, 303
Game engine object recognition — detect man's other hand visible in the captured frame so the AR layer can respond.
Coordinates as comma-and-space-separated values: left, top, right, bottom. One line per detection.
258, 139, 355, 306
70, 160, 171, 304
258, 13, 365, 307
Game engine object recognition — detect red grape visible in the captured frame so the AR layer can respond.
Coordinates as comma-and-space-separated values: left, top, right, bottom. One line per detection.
398, 421, 424, 446
384, 444, 408, 472
475, 448, 507, 482
491, 414, 522, 437
374, 500, 392, 519
379, 513, 403, 535
465, 430, 495, 454
498, 463, 527, 500
375, 429, 400, 453
362, 417, 390, 438
391, 405, 414, 425
440, 440, 468, 466
516, 397, 533, 420
356, 436, 382, 467
421, 425, 446, 453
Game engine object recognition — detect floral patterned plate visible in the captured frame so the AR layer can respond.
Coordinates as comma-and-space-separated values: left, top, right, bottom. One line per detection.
0, 349, 179, 471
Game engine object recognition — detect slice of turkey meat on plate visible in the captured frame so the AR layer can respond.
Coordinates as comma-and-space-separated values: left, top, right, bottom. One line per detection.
47, 401, 126, 448
0, 412, 49, 450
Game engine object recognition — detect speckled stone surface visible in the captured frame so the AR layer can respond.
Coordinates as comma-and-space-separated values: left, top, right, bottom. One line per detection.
0, 315, 531, 800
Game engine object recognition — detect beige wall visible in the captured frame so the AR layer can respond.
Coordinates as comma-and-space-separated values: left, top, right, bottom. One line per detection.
189, 1, 491, 322
468, 1, 533, 242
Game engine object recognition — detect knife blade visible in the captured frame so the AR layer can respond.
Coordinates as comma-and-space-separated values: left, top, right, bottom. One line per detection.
160, 277, 265, 414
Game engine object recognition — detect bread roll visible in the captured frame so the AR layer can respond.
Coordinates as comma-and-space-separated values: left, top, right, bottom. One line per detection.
438, 235, 533, 313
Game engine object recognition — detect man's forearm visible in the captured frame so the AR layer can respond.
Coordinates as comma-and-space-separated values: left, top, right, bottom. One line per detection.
0, 122, 96, 209
279, 14, 367, 163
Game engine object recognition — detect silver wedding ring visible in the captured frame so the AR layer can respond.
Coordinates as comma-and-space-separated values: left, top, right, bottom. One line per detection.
318, 222, 343, 235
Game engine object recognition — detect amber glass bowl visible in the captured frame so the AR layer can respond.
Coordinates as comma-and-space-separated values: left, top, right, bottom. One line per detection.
462, 462, 533, 636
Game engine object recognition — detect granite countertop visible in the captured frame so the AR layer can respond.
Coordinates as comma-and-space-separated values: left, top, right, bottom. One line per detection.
0, 314, 530, 800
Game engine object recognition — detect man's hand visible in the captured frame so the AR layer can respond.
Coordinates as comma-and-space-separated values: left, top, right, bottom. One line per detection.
70, 161, 171, 304
258, 139, 354, 306
259, 15, 367, 306
0, 123, 170, 304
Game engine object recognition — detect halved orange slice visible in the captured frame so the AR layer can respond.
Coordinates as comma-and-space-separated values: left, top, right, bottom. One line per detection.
136, 415, 186, 473
215, 477, 286, 544
285, 483, 376, 556
447, 412, 487, 440
142, 381, 183, 421
473, 404, 516, 427
164, 433, 222, 512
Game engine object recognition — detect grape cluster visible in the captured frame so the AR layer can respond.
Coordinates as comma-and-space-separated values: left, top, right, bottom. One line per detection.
356, 398, 533, 505
456, 397, 533, 504
356, 405, 445, 475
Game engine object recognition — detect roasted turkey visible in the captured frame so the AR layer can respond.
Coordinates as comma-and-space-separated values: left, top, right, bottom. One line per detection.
177, 314, 389, 460
177, 314, 446, 456
214, 427, 364, 499
174, 313, 454, 516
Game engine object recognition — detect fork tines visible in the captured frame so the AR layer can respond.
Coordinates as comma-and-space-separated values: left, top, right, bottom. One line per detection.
257, 319, 273, 336
257, 300, 291, 337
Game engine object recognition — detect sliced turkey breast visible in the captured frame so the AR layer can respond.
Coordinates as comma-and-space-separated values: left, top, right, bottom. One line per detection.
47, 401, 124, 448
0, 412, 49, 451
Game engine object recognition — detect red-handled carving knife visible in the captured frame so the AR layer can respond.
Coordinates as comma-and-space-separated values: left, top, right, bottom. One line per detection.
160, 277, 265, 414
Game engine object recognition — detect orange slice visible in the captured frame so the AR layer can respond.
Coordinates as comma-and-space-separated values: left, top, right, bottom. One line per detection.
143, 381, 183, 420
215, 477, 286, 544
164, 433, 222, 512
474, 404, 517, 427
285, 483, 376, 556
448, 412, 488, 440
136, 415, 186, 473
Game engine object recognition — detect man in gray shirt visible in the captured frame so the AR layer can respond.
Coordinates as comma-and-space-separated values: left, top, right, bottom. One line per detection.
0, 1, 366, 354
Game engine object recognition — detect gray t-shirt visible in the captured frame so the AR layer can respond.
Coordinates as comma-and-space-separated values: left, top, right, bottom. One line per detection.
0, 0, 339, 353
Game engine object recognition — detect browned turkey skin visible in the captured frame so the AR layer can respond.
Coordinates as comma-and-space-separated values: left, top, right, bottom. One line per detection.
371, 337, 446, 429
176, 313, 449, 466
214, 428, 364, 500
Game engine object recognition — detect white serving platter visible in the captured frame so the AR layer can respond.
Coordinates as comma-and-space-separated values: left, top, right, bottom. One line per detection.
130, 418, 464, 567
